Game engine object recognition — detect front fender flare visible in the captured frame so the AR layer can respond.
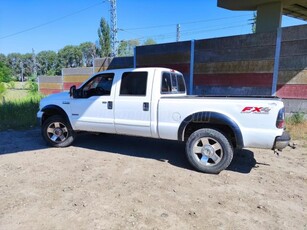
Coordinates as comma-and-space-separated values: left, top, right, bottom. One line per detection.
41, 105, 70, 125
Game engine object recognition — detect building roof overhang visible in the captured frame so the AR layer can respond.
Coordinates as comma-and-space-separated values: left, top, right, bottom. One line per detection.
218, 0, 307, 21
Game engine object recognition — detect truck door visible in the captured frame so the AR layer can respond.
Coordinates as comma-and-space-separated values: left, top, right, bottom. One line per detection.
114, 71, 153, 137
70, 73, 116, 133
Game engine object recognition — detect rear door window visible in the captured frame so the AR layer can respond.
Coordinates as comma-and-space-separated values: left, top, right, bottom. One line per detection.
120, 72, 148, 96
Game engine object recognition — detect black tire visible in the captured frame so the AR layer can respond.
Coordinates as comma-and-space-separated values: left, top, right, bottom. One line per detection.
42, 115, 75, 147
186, 128, 233, 174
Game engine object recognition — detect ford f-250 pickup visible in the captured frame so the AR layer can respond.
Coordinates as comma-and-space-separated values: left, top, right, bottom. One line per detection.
37, 67, 290, 174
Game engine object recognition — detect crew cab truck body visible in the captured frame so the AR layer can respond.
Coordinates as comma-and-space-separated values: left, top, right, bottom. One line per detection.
37, 67, 290, 174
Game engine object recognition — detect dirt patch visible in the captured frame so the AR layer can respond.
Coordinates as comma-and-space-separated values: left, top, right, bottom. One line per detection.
0, 129, 306, 230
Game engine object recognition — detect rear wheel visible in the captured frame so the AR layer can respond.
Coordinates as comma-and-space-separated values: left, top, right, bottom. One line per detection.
186, 128, 233, 174
42, 115, 75, 147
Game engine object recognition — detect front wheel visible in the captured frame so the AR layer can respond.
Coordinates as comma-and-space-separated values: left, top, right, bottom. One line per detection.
186, 128, 233, 174
42, 115, 75, 147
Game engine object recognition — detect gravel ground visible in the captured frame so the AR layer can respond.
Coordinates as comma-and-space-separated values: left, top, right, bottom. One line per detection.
0, 128, 306, 230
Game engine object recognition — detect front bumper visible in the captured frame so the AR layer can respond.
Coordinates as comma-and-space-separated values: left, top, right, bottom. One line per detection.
37, 111, 43, 126
273, 131, 291, 150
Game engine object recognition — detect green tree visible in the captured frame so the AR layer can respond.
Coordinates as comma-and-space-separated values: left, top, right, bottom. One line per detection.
117, 39, 140, 57
98, 17, 111, 57
0, 62, 12, 82
58, 45, 82, 68
143, 38, 156, 46
252, 12, 257, 33
117, 41, 129, 57
0, 53, 8, 65
21, 53, 33, 78
79, 42, 97, 67
37, 50, 58, 75
7, 53, 22, 77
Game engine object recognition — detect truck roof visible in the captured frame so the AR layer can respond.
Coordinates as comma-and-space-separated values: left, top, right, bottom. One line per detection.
95, 67, 181, 75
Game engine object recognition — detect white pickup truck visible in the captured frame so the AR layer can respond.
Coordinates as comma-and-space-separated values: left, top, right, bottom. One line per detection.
37, 67, 290, 173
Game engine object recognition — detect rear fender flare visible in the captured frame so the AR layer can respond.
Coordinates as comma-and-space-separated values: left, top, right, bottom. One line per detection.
178, 111, 244, 148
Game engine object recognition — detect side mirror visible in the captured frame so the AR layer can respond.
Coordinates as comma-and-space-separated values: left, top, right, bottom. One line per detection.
69, 85, 76, 98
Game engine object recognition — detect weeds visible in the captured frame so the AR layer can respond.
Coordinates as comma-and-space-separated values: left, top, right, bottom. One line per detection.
0, 82, 6, 96
286, 113, 307, 141
7, 81, 15, 89
286, 112, 305, 125
0, 95, 42, 131
26, 75, 39, 95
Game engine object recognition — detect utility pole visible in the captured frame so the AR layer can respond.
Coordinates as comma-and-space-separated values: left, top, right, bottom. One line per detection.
32, 48, 37, 78
176, 24, 181, 42
108, 0, 117, 57
20, 61, 24, 82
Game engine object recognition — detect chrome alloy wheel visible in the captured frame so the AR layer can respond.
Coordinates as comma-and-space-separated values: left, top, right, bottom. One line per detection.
46, 122, 69, 143
192, 137, 223, 166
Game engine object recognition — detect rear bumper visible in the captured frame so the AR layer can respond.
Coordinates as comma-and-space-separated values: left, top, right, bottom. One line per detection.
273, 131, 291, 150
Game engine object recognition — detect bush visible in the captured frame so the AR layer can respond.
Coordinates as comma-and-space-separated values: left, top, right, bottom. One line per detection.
27, 81, 39, 95
7, 81, 16, 89
0, 82, 7, 97
0, 62, 12, 82
26, 75, 39, 95
287, 112, 305, 125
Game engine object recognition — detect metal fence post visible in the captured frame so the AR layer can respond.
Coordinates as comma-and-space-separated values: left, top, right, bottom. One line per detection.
272, 27, 282, 96
134, 47, 137, 68
189, 40, 195, 95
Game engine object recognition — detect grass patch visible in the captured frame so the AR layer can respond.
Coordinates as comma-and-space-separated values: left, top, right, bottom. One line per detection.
3, 89, 29, 102
13, 82, 27, 89
286, 121, 307, 141
286, 112, 305, 125
286, 112, 307, 141
0, 83, 44, 131
0, 95, 42, 131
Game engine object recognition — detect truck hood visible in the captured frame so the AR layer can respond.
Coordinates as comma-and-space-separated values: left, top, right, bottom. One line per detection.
44, 92, 70, 101
39, 92, 71, 109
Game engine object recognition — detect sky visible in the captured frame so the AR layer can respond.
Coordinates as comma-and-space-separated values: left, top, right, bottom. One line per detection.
0, 0, 306, 55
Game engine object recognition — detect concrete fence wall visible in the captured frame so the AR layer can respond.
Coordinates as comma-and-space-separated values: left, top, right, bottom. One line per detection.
38, 57, 134, 94
38, 24, 307, 113
62, 67, 94, 91
193, 32, 276, 96
276, 25, 307, 113
136, 41, 192, 92
94, 57, 134, 72
277, 25, 307, 99
38, 76, 63, 95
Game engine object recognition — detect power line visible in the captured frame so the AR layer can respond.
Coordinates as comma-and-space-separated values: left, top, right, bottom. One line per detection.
123, 14, 251, 31
122, 18, 252, 42
180, 23, 251, 37
132, 23, 251, 43
0, 2, 103, 40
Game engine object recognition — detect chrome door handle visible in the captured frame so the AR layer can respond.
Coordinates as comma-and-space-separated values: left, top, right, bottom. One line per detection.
143, 102, 149, 111
107, 101, 113, 109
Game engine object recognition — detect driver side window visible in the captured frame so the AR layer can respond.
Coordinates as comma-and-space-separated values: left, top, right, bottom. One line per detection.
82, 73, 114, 98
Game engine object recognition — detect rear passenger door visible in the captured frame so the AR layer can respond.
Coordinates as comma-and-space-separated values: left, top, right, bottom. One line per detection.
114, 71, 153, 137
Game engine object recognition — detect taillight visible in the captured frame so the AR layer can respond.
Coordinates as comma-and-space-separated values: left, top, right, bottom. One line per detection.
276, 108, 285, 129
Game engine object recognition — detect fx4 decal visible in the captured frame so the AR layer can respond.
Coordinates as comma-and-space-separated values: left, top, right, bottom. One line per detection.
241, 106, 271, 114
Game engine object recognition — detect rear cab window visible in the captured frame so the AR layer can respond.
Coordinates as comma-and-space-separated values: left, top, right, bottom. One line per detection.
161, 72, 186, 94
